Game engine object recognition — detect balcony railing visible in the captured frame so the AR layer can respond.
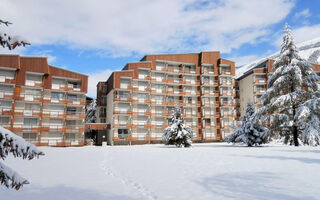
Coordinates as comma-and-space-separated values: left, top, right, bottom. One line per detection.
25, 80, 43, 87
114, 109, 132, 114
65, 125, 85, 133
42, 110, 65, 118
0, 107, 12, 115
14, 109, 41, 117
13, 124, 41, 132
66, 112, 85, 119
39, 139, 84, 146
18, 94, 42, 102
42, 124, 65, 132
43, 97, 66, 104
0, 76, 15, 84
0, 91, 14, 99
66, 98, 86, 106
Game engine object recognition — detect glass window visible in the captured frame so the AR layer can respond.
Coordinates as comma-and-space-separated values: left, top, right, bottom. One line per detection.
52, 92, 64, 99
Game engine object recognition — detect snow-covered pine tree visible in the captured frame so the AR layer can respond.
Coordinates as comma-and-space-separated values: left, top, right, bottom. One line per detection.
163, 107, 193, 147
0, 126, 44, 190
85, 99, 97, 123
255, 24, 320, 146
0, 19, 29, 50
226, 102, 268, 146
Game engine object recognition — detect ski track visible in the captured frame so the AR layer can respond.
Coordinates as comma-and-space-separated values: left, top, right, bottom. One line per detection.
100, 150, 158, 200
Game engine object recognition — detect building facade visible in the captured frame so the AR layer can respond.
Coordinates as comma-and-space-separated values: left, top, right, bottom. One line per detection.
237, 59, 320, 116
96, 52, 237, 145
0, 55, 88, 146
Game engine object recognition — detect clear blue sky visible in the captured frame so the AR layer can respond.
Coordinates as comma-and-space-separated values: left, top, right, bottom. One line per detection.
1, 0, 320, 97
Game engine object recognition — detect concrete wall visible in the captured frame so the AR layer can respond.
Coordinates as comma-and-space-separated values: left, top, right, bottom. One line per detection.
239, 74, 254, 116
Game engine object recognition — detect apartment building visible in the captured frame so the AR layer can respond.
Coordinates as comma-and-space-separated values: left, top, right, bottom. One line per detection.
96, 52, 237, 145
0, 55, 88, 146
237, 59, 320, 116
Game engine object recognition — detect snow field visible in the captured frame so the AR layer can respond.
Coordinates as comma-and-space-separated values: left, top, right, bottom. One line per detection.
1, 143, 320, 200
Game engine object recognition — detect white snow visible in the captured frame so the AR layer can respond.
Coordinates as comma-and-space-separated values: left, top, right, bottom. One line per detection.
236, 37, 320, 79
1, 143, 320, 200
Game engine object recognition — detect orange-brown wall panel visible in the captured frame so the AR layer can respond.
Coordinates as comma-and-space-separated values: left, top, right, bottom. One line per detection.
0, 55, 20, 69
113, 71, 133, 88
219, 58, 236, 75
49, 66, 88, 93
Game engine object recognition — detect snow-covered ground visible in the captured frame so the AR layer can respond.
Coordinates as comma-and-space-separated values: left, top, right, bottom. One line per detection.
1, 143, 320, 200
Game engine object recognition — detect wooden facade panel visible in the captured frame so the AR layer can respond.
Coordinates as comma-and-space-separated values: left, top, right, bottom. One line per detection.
113, 71, 133, 88
219, 58, 236, 75
49, 66, 88, 93
0, 55, 20, 69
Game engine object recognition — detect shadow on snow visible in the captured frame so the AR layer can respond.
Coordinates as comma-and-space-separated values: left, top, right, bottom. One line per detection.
196, 172, 317, 200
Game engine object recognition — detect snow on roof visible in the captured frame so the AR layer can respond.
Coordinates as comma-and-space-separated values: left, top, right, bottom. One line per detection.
236, 37, 320, 79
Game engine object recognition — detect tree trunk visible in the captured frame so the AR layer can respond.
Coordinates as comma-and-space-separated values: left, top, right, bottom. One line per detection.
292, 104, 299, 146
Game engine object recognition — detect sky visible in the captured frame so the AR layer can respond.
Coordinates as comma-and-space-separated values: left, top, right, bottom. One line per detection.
1, 0, 320, 97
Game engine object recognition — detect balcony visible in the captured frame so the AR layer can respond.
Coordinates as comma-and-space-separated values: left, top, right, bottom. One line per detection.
184, 79, 200, 85
114, 108, 132, 115
202, 90, 219, 97
42, 110, 65, 118
180, 101, 201, 107
17, 94, 42, 102
167, 79, 183, 84
66, 112, 86, 119
65, 125, 85, 133
14, 109, 41, 117
66, 98, 86, 106
42, 124, 65, 132
151, 88, 167, 94
114, 123, 132, 128
0, 75, 15, 84
25, 80, 43, 87
114, 96, 133, 102
13, 124, 41, 132
43, 96, 66, 104
0, 91, 14, 99
0, 107, 12, 115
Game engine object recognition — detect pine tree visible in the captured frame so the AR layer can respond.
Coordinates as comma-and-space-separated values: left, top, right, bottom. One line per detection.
226, 102, 268, 146
85, 99, 97, 123
0, 19, 29, 50
255, 24, 320, 146
163, 107, 193, 147
0, 18, 39, 190
0, 126, 44, 190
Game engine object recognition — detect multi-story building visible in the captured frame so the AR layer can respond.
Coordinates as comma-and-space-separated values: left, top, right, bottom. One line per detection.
96, 52, 237, 145
0, 55, 88, 146
237, 59, 320, 116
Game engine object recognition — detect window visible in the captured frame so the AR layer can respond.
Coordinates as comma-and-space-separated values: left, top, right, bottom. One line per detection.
24, 118, 38, 126
52, 92, 64, 100
22, 133, 38, 141
0, 117, 9, 125
118, 129, 129, 139
25, 103, 40, 111
67, 107, 77, 115
168, 96, 174, 102
204, 76, 209, 82
67, 94, 77, 101
25, 89, 41, 96
187, 97, 192, 103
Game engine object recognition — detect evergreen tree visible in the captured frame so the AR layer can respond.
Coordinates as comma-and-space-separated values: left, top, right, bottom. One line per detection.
226, 102, 268, 146
0, 19, 29, 50
0, 126, 44, 190
255, 24, 320, 146
85, 99, 97, 123
163, 107, 193, 147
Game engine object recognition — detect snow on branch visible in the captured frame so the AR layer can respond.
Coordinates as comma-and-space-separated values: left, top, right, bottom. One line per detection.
0, 19, 30, 50
0, 126, 44, 190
